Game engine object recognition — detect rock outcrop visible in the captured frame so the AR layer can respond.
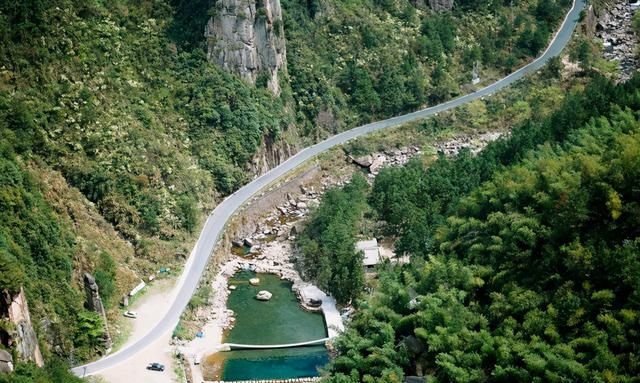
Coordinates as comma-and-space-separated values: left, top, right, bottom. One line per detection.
429, 0, 454, 11
205, 0, 287, 95
255, 290, 273, 301
0, 349, 13, 373
248, 133, 296, 176
83, 273, 113, 352
350, 147, 422, 176
435, 131, 503, 156
0, 288, 44, 367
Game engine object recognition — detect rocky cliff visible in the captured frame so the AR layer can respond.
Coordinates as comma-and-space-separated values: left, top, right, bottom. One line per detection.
247, 133, 297, 176
0, 349, 12, 373
83, 273, 113, 352
205, 0, 287, 95
0, 288, 44, 367
429, 0, 454, 11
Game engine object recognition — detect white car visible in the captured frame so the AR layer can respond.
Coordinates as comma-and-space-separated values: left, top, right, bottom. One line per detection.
123, 311, 138, 318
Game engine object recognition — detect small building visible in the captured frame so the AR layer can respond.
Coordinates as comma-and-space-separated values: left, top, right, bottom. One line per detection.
356, 239, 381, 272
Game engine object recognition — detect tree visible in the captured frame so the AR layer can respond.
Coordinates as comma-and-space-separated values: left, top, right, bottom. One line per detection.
325, 75, 640, 381
93, 252, 116, 307
340, 62, 381, 118
177, 195, 198, 232
297, 173, 369, 303
571, 39, 591, 70
543, 56, 563, 78
0, 248, 26, 293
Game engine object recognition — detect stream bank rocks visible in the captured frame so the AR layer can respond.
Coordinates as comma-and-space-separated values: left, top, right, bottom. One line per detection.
350, 146, 421, 176
208, 377, 321, 383
596, 0, 639, 80
434, 131, 503, 156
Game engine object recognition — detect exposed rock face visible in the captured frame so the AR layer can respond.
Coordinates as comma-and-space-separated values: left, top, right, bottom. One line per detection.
247, 129, 297, 177
84, 273, 105, 314
0, 349, 13, 373
205, 0, 287, 95
411, 0, 428, 10
350, 147, 422, 176
429, 0, 454, 11
435, 131, 503, 156
583, 4, 598, 36
351, 155, 373, 168
0, 288, 44, 367
83, 273, 113, 352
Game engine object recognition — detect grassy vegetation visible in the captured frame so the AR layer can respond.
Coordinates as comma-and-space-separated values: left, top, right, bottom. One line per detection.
0, 0, 288, 370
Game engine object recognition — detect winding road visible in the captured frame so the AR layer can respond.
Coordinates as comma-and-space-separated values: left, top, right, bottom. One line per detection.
72, 0, 585, 376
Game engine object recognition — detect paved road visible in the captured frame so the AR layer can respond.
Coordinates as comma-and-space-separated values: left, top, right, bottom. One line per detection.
72, 0, 585, 376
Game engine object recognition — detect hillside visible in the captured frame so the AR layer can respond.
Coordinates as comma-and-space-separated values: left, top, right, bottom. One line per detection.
319, 74, 640, 382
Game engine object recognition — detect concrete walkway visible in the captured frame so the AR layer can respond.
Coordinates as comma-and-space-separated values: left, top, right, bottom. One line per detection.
298, 285, 344, 338
223, 337, 330, 350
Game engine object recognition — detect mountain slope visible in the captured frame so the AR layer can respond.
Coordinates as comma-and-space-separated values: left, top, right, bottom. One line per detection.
323, 75, 640, 382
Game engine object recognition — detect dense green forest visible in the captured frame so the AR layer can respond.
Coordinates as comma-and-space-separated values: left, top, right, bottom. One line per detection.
320, 75, 640, 382
297, 173, 369, 304
283, 0, 572, 134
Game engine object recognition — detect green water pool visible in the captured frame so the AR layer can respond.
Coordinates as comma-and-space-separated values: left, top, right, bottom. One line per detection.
221, 271, 329, 380
222, 347, 329, 380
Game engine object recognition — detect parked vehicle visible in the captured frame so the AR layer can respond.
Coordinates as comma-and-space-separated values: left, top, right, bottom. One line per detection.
146, 362, 165, 371
123, 311, 138, 318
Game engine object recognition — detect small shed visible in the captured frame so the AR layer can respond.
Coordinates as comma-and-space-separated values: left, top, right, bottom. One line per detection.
356, 239, 381, 271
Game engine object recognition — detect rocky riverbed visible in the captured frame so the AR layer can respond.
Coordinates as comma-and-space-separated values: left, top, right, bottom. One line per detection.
433, 131, 504, 156
350, 146, 422, 176
596, 0, 639, 80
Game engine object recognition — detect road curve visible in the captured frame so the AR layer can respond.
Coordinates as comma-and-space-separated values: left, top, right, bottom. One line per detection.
73, 0, 585, 376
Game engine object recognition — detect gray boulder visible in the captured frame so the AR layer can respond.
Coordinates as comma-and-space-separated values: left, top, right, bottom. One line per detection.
0, 350, 13, 373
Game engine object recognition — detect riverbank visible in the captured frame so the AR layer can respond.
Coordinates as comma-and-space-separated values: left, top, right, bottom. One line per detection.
596, 0, 639, 80
180, 239, 342, 381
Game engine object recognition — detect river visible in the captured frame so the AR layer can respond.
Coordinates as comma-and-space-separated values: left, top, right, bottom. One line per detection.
214, 271, 330, 380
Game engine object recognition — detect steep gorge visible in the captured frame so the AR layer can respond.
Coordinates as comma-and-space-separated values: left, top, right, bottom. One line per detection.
0, 0, 576, 380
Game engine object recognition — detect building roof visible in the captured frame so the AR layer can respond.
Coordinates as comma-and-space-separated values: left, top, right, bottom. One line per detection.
356, 239, 380, 266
